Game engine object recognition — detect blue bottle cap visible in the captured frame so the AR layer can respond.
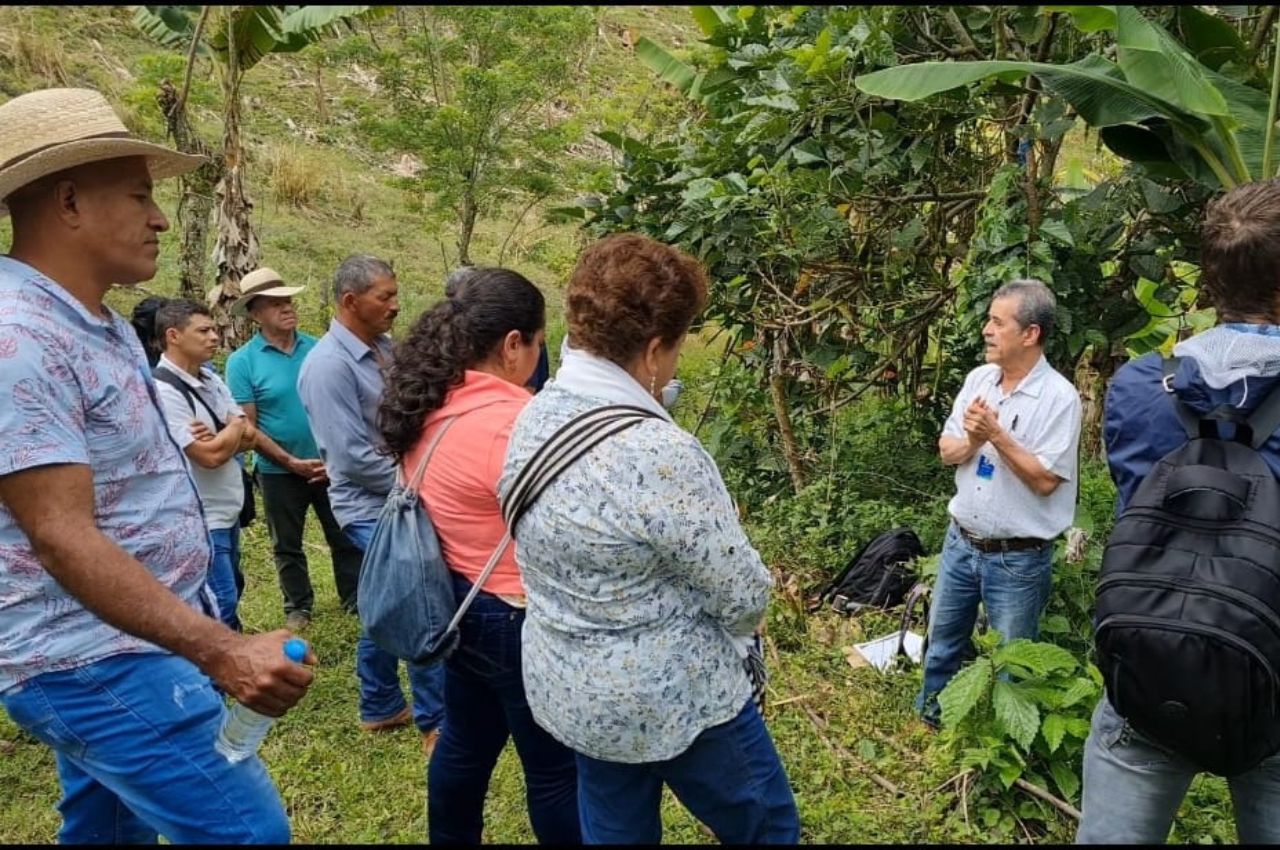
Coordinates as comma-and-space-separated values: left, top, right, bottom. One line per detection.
283, 638, 308, 663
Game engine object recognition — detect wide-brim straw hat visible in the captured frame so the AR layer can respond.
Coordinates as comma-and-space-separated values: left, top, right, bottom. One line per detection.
0, 88, 205, 217
230, 267, 306, 315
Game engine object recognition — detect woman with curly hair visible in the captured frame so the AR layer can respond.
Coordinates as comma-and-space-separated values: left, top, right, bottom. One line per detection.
378, 267, 579, 845
499, 233, 799, 844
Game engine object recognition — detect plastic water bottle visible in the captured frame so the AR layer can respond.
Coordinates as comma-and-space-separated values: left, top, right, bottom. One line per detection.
214, 637, 309, 763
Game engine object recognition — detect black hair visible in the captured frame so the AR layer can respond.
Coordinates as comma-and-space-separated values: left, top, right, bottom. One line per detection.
378, 267, 544, 460
130, 295, 169, 367
154, 298, 212, 346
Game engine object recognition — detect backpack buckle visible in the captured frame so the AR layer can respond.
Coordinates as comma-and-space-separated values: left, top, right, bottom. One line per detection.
832, 593, 850, 614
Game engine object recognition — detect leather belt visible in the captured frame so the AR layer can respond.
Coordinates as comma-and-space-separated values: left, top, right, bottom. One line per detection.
956, 524, 1051, 554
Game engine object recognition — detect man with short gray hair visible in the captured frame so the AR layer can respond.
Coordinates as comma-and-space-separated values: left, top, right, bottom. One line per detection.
297, 254, 445, 753
916, 278, 1082, 727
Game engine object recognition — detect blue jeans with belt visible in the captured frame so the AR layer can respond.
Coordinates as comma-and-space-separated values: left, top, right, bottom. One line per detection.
916, 522, 1054, 724
343, 519, 445, 732
574, 700, 799, 844
0, 652, 290, 844
1077, 697, 1280, 843
427, 572, 579, 844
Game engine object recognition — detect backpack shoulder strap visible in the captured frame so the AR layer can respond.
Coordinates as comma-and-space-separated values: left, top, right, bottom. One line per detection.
1162, 356, 1201, 440
152, 365, 194, 412
401, 415, 459, 490
1243, 376, 1280, 450
501, 404, 660, 534
452, 405, 659, 633
152, 365, 225, 431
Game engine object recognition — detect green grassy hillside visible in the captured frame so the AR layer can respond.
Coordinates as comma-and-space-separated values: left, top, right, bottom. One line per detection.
0, 5, 701, 342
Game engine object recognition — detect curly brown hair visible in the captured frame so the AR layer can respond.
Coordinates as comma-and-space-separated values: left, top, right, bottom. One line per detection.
378, 267, 544, 460
1201, 178, 1280, 321
565, 233, 708, 366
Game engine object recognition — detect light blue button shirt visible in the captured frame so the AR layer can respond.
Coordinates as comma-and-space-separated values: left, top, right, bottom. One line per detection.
296, 318, 396, 528
0, 257, 211, 693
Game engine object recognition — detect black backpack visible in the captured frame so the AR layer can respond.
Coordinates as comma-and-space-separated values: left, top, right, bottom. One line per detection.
814, 528, 924, 615
1096, 357, 1280, 776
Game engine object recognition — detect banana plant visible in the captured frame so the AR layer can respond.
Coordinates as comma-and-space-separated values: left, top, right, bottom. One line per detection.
854, 6, 1274, 190
134, 5, 385, 343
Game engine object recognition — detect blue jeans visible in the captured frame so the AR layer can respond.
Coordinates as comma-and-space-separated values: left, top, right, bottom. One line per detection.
1077, 697, 1280, 843
428, 572, 579, 844
208, 526, 242, 632
344, 519, 445, 732
916, 522, 1054, 723
575, 700, 799, 844
0, 652, 289, 844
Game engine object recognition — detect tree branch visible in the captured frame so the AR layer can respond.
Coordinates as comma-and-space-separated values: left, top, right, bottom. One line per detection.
941, 9, 983, 59
802, 705, 902, 797
177, 5, 211, 116
1252, 6, 1279, 55
1013, 778, 1082, 821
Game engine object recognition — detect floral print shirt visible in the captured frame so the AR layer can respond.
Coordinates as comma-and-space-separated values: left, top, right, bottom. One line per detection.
499, 383, 772, 763
0, 257, 211, 693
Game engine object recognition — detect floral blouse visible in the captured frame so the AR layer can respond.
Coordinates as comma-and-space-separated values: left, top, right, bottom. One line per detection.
499, 383, 773, 763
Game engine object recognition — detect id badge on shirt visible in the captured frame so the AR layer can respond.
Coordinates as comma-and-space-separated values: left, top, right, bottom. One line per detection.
976, 453, 995, 480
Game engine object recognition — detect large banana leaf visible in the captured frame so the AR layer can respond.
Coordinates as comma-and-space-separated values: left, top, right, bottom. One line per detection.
854, 45, 1267, 187
1175, 5, 1247, 71
636, 36, 699, 95
1112, 5, 1229, 120
1041, 5, 1116, 33
275, 6, 385, 54
690, 6, 733, 38
634, 36, 736, 102
854, 56, 1209, 131
133, 6, 204, 52
205, 6, 287, 73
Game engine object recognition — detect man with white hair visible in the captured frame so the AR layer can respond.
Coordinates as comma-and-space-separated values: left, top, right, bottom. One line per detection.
916, 279, 1082, 727
0, 88, 313, 843
226, 267, 364, 632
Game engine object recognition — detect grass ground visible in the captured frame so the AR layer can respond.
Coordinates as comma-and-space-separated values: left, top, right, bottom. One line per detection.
0, 513, 1064, 844
0, 348, 1076, 844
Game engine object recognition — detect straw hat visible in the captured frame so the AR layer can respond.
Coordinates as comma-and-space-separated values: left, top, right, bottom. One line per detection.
230, 267, 306, 316
0, 88, 205, 217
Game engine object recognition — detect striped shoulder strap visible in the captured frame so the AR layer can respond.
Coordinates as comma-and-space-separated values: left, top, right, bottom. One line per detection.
501, 404, 660, 534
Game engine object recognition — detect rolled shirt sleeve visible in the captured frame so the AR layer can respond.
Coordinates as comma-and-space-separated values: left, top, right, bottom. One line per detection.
1032, 392, 1082, 481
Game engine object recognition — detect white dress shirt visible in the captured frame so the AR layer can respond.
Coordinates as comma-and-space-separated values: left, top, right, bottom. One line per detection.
942, 355, 1082, 540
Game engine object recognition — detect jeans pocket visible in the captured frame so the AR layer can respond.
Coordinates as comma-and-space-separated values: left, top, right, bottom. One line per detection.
993, 547, 1051, 582
2, 679, 89, 761
1095, 700, 1128, 749
457, 609, 523, 680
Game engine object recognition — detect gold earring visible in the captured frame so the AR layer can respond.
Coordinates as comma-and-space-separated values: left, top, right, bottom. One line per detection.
649, 374, 657, 395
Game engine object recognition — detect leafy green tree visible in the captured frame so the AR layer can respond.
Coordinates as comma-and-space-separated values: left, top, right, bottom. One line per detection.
364, 5, 595, 266
134, 5, 382, 340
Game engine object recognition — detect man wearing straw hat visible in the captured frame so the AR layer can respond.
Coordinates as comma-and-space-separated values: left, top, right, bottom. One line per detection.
226, 267, 365, 631
0, 88, 313, 843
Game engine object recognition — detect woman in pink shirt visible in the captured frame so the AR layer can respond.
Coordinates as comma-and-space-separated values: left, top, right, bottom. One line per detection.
378, 267, 578, 844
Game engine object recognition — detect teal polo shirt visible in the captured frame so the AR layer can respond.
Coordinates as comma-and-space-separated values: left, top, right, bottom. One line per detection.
225, 330, 321, 475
